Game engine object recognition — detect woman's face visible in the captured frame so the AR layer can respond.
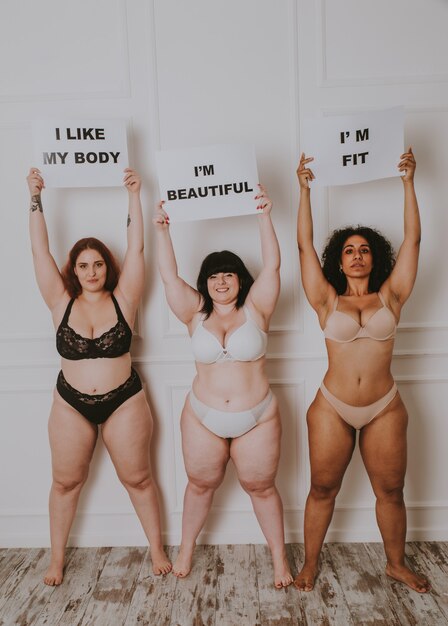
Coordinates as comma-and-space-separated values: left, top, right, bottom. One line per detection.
340, 235, 373, 280
207, 271, 240, 304
74, 248, 107, 293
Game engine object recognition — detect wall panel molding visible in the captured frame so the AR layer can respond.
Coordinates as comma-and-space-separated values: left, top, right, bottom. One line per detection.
0, 0, 131, 103
317, 0, 448, 88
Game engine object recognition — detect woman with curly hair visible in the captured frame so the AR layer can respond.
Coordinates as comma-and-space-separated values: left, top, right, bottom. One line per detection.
294, 149, 430, 593
27, 168, 171, 585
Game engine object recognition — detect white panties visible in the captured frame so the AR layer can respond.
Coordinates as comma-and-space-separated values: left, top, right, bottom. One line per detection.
188, 389, 273, 438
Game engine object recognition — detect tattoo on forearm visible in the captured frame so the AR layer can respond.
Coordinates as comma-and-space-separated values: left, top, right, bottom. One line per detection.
30, 195, 43, 213
127, 214, 131, 227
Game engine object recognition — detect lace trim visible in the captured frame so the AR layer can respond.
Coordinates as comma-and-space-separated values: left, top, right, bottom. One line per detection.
57, 369, 139, 404
56, 320, 131, 359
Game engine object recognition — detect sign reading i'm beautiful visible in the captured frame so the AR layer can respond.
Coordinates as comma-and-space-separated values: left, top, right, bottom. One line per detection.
32, 119, 129, 188
156, 144, 259, 222
301, 107, 404, 187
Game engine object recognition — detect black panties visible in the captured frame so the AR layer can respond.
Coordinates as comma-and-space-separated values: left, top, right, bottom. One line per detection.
56, 368, 142, 425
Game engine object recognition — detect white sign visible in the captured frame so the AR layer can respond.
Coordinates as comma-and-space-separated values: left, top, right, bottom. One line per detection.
301, 107, 404, 187
156, 144, 259, 222
32, 119, 129, 188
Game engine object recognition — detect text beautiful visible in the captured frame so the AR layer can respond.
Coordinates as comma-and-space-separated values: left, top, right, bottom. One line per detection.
167, 181, 253, 200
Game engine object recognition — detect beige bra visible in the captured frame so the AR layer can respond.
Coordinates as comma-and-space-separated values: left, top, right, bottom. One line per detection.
323, 292, 397, 343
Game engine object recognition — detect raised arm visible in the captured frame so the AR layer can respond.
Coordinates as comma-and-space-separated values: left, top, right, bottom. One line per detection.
116, 169, 145, 307
382, 148, 421, 309
27, 168, 66, 311
153, 202, 201, 325
296, 154, 334, 315
246, 185, 281, 322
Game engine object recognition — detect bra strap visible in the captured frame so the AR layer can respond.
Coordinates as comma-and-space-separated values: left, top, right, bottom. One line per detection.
62, 298, 75, 323
377, 291, 386, 306
111, 293, 124, 320
111, 293, 133, 332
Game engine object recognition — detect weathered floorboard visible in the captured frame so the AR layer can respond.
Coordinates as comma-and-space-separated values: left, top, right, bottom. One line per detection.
405, 541, 448, 621
289, 543, 338, 626
0, 549, 34, 591
34, 547, 112, 626
124, 545, 178, 626
1, 542, 447, 626
215, 544, 260, 626
255, 543, 302, 626
326, 542, 401, 625
168, 545, 217, 626
77, 546, 146, 626
0, 548, 66, 626
365, 542, 445, 626
309, 543, 355, 626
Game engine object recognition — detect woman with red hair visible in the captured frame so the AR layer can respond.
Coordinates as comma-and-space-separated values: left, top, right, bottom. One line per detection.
27, 168, 171, 585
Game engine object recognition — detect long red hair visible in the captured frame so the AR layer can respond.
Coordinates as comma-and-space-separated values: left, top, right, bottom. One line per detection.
61, 237, 120, 298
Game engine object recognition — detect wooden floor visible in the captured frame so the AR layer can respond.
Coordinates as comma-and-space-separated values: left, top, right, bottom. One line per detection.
1, 543, 448, 625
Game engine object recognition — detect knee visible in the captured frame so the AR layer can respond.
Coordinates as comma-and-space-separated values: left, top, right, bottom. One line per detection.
52, 473, 87, 496
374, 481, 405, 504
187, 473, 223, 495
120, 471, 153, 492
309, 478, 341, 502
239, 477, 276, 498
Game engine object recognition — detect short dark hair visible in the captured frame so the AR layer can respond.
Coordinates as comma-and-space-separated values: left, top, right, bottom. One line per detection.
197, 250, 254, 319
322, 226, 395, 294
61, 237, 120, 298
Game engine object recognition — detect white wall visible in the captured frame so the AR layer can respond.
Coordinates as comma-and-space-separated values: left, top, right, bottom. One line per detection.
1, 0, 447, 547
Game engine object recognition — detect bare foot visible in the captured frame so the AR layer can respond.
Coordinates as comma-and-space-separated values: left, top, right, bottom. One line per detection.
386, 562, 430, 593
293, 563, 318, 591
150, 546, 172, 575
172, 544, 194, 578
43, 562, 64, 586
272, 552, 293, 588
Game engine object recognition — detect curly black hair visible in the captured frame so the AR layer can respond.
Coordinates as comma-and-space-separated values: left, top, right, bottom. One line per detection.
321, 226, 395, 294
197, 250, 254, 319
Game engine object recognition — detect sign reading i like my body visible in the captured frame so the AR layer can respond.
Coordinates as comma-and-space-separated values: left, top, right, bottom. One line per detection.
301, 107, 404, 186
156, 144, 259, 222
32, 119, 129, 188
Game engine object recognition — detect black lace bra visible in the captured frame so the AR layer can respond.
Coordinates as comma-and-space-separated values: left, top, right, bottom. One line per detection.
56, 294, 132, 360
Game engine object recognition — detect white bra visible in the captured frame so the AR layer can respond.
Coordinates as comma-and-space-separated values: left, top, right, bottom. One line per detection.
191, 306, 268, 364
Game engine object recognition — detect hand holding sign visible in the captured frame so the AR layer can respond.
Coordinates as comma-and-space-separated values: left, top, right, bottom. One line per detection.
398, 147, 416, 183
296, 153, 315, 190
123, 168, 142, 195
26, 168, 45, 198
255, 184, 273, 215
153, 200, 170, 231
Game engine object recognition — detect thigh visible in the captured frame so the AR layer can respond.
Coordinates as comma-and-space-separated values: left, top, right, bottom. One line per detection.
359, 393, 408, 491
49, 391, 98, 480
307, 392, 357, 485
101, 389, 153, 476
230, 409, 282, 484
181, 397, 230, 482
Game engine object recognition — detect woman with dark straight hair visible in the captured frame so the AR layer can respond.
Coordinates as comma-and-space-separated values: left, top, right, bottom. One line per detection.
27, 167, 171, 585
153, 186, 293, 588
